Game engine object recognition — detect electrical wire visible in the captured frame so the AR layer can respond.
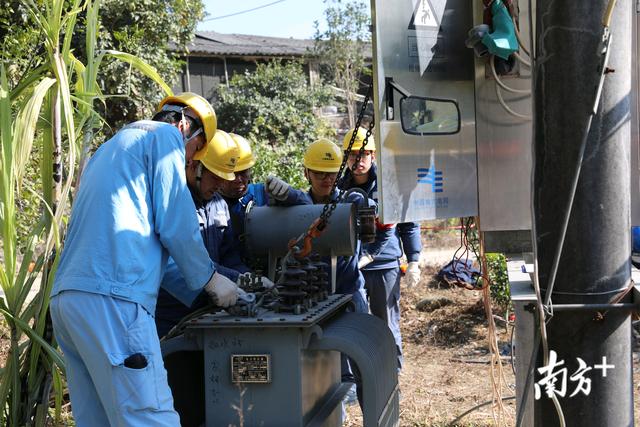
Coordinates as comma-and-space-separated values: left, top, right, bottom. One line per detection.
495, 82, 532, 120
448, 396, 516, 427
513, 51, 531, 68
476, 215, 513, 426
450, 217, 513, 424
512, 17, 531, 57
202, 0, 287, 22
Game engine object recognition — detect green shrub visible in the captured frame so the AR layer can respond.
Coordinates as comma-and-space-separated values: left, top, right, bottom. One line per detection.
216, 60, 334, 189
485, 253, 511, 310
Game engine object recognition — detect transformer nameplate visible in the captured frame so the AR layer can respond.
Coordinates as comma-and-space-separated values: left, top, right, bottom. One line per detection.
231, 354, 271, 383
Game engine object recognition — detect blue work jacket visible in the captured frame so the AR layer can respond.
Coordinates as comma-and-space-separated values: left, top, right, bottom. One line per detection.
52, 121, 214, 314
339, 164, 422, 270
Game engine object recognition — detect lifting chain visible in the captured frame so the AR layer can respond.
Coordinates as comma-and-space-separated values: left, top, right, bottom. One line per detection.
316, 81, 375, 231
286, 80, 375, 260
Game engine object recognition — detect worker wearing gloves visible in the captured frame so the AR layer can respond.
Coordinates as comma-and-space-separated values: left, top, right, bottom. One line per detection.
267, 138, 372, 409
398, 223, 423, 287
155, 129, 274, 337
338, 127, 421, 371
265, 138, 370, 312
50, 93, 243, 426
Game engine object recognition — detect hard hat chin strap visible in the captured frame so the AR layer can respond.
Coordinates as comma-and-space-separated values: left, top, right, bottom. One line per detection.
161, 104, 202, 144
184, 127, 203, 145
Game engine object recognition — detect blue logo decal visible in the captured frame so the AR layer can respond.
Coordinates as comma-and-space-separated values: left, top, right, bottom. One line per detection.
417, 167, 443, 192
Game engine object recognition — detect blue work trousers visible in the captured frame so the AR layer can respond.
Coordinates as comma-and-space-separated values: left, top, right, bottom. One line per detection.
363, 267, 403, 370
50, 291, 180, 427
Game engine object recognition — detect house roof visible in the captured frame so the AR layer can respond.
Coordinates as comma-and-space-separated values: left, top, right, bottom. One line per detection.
177, 31, 373, 59
186, 31, 317, 57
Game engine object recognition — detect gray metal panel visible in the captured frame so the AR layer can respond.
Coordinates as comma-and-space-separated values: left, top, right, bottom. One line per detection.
371, 0, 478, 223
202, 327, 341, 427
308, 312, 400, 427
509, 259, 535, 427
188, 294, 352, 328
632, 6, 640, 225
474, 1, 534, 231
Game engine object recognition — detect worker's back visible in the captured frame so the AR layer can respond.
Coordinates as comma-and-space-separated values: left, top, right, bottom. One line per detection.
52, 120, 212, 314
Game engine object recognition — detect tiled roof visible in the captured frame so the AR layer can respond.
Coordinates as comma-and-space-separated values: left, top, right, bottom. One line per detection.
186, 31, 317, 57
175, 31, 372, 59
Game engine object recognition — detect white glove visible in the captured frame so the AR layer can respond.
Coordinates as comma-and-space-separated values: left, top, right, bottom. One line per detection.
357, 253, 374, 269
204, 272, 239, 307
266, 175, 290, 201
405, 261, 421, 287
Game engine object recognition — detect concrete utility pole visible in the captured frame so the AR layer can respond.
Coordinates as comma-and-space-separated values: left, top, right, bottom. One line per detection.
533, 1, 633, 426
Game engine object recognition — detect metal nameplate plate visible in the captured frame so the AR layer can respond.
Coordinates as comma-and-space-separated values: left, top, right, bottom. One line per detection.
231, 354, 271, 383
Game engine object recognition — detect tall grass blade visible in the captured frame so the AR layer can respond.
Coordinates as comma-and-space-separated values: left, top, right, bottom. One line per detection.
14, 77, 57, 190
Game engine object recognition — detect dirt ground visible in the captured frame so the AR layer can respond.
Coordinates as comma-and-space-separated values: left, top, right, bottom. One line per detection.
345, 229, 640, 426
345, 230, 517, 426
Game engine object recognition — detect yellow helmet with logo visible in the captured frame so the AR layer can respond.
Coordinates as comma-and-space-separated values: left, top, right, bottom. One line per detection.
229, 133, 256, 172
193, 130, 239, 181
342, 127, 375, 151
303, 139, 343, 172
158, 92, 217, 145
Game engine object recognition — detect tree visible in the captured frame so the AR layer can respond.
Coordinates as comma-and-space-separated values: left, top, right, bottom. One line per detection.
216, 60, 333, 189
1, 0, 197, 250
0, 1, 170, 424
93, 0, 204, 134
314, 0, 371, 128
1, 0, 203, 134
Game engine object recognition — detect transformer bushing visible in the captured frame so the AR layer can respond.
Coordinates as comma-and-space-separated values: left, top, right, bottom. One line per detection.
276, 260, 309, 315
308, 254, 330, 301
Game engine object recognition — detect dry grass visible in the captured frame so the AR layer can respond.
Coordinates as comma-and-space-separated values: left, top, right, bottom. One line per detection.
343, 229, 640, 426
344, 263, 516, 427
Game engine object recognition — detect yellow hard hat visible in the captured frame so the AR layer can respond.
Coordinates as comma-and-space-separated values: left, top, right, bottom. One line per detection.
303, 139, 343, 173
342, 127, 375, 151
229, 133, 256, 172
158, 92, 217, 145
193, 130, 239, 181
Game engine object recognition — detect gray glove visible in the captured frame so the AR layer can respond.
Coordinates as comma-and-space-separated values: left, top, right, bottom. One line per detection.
358, 253, 374, 269
405, 261, 421, 287
266, 175, 290, 201
204, 272, 239, 307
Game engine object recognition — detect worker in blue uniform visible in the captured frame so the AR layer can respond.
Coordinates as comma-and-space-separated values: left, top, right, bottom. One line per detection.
155, 130, 275, 337
219, 133, 299, 263
338, 127, 423, 371
266, 138, 370, 312
50, 93, 245, 427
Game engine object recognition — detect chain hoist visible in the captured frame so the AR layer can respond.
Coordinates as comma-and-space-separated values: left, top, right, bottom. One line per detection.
285, 80, 376, 261
316, 81, 375, 231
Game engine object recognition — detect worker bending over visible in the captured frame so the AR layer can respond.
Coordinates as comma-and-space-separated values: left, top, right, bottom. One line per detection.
338, 127, 423, 371
50, 93, 242, 426
155, 129, 274, 337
